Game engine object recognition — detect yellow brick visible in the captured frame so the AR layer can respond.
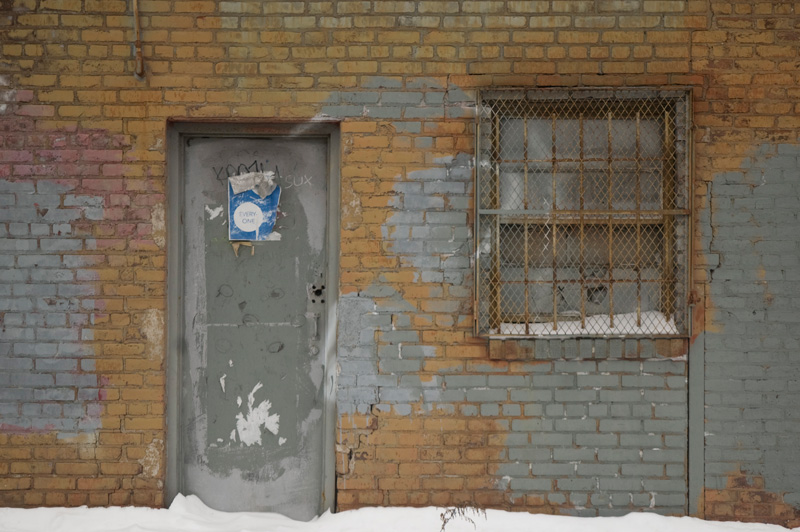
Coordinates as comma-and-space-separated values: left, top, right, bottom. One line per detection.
530, 15, 571, 29
646, 59, 689, 73
664, 15, 707, 29
175, 1, 215, 12
39, 90, 74, 102
470, 31, 510, 43
3, 44, 22, 55
353, 15, 396, 28
77, 90, 117, 103
426, 62, 466, 74
602, 31, 644, 44
41, 0, 82, 8
104, 105, 147, 118
291, 46, 327, 59
258, 62, 302, 75
82, 29, 124, 42
170, 30, 214, 43
317, 76, 358, 88
60, 14, 103, 27
260, 31, 303, 44
643, 0, 685, 12
332, 29, 375, 43
85, 0, 126, 10
557, 61, 600, 74
655, 45, 689, 58
149, 74, 194, 88
569, 47, 588, 59
18, 13, 59, 25
692, 30, 728, 43
611, 47, 631, 59
647, 31, 691, 43
443, 15, 482, 29
33, 478, 75, 490
23, 44, 44, 57
424, 30, 465, 44
150, 15, 194, 28
574, 16, 616, 28
336, 60, 378, 73
215, 62, 258, 75
619, 15, 661, 28
756, 45, 796, 58
603, 62, 646, 74
22, 74, 57, 86
347, 45, 369, 58
558, 31, 600, 44
284, 16, 316, 29
377, 30, 421, 44
59, 105, 101, 119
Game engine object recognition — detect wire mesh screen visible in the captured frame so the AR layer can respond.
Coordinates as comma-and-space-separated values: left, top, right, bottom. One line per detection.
476, 89, 690, 337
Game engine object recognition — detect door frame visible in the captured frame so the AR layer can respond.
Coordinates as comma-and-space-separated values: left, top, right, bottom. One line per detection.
165, 120, 341, 513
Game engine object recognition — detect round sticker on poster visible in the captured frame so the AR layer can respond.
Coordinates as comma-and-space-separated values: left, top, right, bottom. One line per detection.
233, 202, 263, 233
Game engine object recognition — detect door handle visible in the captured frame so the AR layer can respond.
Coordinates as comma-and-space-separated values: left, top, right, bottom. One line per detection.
309, 312, 320, 341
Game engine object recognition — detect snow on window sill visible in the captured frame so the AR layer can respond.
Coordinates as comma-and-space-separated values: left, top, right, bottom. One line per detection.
498, 311, 679, 337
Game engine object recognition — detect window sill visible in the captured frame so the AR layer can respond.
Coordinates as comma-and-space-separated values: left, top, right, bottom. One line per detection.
488, 337, 689, 360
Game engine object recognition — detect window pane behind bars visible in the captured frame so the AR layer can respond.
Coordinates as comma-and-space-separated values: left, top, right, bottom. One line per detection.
477, 90, 690, 337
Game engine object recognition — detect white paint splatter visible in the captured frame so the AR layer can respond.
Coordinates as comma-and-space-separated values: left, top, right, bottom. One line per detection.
278, 437, 287, 446
296, 187, 325, 251
234, 382, 280, 446
138, 439, 163, 478
264, 231, 281, 241
141, 309, 165, 361
228, 359, 233, 367
229, 429, 236, 442
205, 205, 223, 220
236, 396, 242, 407
151, 203, 166, 248
219, 374, 226, 393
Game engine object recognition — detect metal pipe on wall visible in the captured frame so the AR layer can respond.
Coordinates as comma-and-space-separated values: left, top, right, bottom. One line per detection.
132, 0, 145, 79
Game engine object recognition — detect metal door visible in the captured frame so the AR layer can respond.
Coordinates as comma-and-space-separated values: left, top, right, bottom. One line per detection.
167, 124, 338, 520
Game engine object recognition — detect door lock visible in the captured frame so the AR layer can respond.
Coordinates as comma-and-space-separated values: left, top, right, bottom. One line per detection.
309, 283, 326, 304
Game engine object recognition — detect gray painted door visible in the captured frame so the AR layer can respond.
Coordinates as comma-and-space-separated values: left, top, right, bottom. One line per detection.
178, 135, 329, 519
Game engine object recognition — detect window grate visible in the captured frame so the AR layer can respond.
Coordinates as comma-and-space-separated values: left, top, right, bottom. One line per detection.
476, 89, 690, 337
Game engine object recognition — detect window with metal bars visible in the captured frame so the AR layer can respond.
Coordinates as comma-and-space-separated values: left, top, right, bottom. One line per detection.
476, 89, 691, 337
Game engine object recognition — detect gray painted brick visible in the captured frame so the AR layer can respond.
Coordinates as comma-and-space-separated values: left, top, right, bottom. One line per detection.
576, 433, 618, 447
33, 388, 74, 401
512, 418, 552, 432
598, 449, 642, 462
510, 478, 552, 491
377, 359, 421, 373
466, 388, 507, 402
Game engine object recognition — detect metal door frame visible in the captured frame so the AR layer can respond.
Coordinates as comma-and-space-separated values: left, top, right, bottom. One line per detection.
165, 120, 340, 513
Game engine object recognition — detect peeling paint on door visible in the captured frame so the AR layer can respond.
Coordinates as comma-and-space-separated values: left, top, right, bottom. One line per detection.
234, 382, 280, 447
172, 132, 332, 519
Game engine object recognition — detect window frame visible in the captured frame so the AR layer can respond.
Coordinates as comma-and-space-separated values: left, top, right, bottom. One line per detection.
474, 88, 692, 339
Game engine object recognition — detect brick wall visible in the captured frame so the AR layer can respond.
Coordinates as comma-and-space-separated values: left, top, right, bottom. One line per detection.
692, 2, 800, 526
0, 0, 798, 526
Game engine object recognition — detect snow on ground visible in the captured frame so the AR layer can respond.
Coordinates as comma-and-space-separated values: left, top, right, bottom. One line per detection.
1, 494, 797, 532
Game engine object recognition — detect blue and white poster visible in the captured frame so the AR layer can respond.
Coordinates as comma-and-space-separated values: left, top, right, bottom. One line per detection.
228, 172, 281, 241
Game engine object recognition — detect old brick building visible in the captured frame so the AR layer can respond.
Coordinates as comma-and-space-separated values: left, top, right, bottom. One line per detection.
0, 0, 799, 527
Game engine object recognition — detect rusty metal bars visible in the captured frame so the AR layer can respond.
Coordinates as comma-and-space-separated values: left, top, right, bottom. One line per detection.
476, 89, 690, 338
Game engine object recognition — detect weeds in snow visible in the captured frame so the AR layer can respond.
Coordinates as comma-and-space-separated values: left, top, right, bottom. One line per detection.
440, 504, 487, 532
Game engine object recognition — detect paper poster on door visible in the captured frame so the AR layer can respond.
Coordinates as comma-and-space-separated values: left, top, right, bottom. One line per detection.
228, 171, 281, 241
